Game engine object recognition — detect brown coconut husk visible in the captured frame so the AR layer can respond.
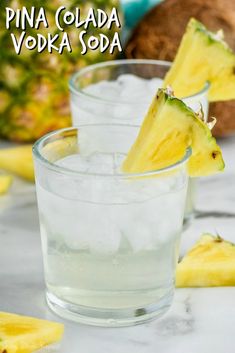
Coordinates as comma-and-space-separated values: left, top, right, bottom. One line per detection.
125, 0, 235, 137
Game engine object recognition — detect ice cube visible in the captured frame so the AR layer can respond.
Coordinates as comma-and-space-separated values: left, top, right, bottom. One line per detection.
148, 78, 164, 96
88, 219, 121, 255
87, 152, 114, 174
87, 205, 122, 255
45, 201, 122, 254
55, 151, 115, 175
65, 218, 91, 250
56, 154, 90, 172
117, 74, 147, 89
73, 75, 165, 125
84, 81, 119, 100
125, 220, 154, 252
77, 128, 96, 156
113, 152, 125, 172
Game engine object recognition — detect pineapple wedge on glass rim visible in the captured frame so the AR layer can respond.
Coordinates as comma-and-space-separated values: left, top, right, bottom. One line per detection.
176, 234, 235, 287
164, 18, 235, 102
122, 88, 224, 177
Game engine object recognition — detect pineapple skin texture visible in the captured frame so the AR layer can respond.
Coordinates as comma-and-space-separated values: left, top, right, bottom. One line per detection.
0, 312, 64, 353
164, 18, 235, 102
0, 146, 34, 181
0, 0, 121, 142
176, 234, 235, 287
0, 175, 12, 194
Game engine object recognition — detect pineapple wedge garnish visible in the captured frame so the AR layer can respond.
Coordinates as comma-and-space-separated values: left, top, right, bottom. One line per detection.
0, 145, 34, 181
164, 18, 235, 102
122, 88, 224, 177
0, 175, 12, 195
176, 234, 235, 287
0, 311, 64, 353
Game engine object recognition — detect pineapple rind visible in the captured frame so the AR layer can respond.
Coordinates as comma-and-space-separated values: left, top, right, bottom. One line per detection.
164, 18, 235, 101
193, 18, 233, 53
122, 89, 224, 177
176, 234, 235, 287
0, 311, 64, 353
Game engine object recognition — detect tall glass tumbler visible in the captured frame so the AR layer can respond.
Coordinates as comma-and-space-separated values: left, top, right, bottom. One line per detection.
69, 59, 209, 221
33, 125, 190, 326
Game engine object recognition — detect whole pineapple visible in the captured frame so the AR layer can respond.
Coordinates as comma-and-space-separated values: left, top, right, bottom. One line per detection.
0, 0, 121, 142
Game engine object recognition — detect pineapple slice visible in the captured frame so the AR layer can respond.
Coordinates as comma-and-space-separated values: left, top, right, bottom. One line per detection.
0, 175, 12, 195
0, 312, 64, 353
0, 146, 34, 181
122, 88, 224, 177
164, 18, 235, 102
176, 234, 235, 287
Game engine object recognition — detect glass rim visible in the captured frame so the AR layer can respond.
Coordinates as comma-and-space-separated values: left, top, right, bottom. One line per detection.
33, 125, 192, 179
69, 59, 210, 104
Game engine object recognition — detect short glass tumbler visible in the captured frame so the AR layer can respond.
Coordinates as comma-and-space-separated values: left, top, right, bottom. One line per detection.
69, 59, 209, 221
33, 125, 190, 327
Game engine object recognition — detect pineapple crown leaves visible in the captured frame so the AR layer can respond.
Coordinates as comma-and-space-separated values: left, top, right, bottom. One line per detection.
200, 233, 224, 244
190, 17, 232, 54
195, 103, 205, 122
163, 88, 217, 131
207, 117, 217, 130
208, 28, 225, 43
215, 29, 224, 41
195, 103, 217, 130
165, 85, 174, 96
213, 232, 235, 246
214, 233, 223, 242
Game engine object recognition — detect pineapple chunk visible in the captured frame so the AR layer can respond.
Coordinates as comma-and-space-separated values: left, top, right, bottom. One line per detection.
164, 18, 235, 102
122, 88, 224, 177
0, 175, 12, 195
0, 146, 34, 181
0, 312, 64, 353
176, 234, 235, 287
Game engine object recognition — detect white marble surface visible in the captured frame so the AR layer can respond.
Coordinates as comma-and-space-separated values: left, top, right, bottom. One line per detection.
1, 136, 235, 353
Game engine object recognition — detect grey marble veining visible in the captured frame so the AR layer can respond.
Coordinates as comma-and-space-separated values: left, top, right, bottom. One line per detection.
1, 136, 235, 352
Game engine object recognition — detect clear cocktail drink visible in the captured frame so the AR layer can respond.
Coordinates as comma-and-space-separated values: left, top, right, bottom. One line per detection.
33, 125, 190, 326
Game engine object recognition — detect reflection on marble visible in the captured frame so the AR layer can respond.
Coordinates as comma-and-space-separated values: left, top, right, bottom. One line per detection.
1, 136, 235, 353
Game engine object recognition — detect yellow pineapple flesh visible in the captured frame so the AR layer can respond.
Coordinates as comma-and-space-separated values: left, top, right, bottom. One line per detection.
176, 234, 235, 287
0, 312, 64, 353
0, 175, 12, 195
0, 146, 34, 181
122, 88, 224, 177
164, 18, 235, 102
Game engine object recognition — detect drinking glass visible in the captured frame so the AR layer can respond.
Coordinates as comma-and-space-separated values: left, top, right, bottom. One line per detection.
69, 59, 209, 221
33, 125, 190, 326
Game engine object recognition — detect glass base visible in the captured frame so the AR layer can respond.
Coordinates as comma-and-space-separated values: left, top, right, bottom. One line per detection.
46, 291, 173, 327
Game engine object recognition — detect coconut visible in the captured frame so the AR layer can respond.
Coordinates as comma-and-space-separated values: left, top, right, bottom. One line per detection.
125, 0, 235, 137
